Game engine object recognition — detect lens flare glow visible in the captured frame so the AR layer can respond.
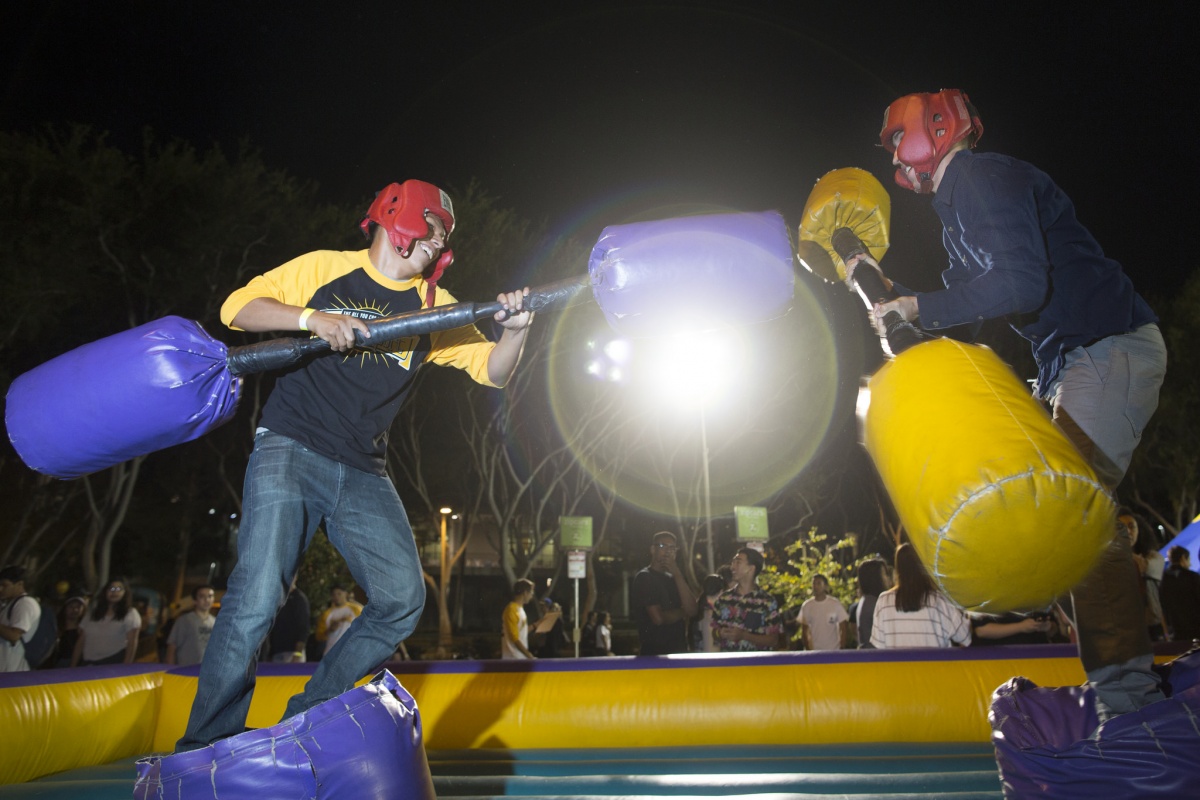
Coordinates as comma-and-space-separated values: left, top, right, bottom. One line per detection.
547, 273, 855, 519
643, 333, 735, 412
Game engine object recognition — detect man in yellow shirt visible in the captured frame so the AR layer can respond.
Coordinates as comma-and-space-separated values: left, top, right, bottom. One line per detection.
501, 579, 536, 660
177, 180, 533, 751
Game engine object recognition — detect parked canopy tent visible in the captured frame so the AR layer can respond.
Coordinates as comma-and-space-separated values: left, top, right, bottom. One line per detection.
1161, 514, 1200, 572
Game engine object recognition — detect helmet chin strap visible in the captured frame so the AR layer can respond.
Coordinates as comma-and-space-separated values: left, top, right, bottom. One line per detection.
895, 164, 936, 194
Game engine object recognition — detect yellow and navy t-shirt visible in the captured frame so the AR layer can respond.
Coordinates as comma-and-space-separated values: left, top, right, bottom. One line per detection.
221, 249, 497, 475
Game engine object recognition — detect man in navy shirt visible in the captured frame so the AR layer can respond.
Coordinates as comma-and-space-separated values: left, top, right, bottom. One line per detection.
853, 89, 1167, 721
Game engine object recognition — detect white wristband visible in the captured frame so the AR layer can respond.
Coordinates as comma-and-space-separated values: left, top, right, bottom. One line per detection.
298, 308, 315, 331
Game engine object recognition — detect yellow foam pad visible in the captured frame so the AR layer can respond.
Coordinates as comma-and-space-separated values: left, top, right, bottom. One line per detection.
797, 167, 891, 281
865, 338, 1115, 612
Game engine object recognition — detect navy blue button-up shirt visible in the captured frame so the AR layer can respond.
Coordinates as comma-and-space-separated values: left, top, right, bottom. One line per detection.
898, 150, 1156, 396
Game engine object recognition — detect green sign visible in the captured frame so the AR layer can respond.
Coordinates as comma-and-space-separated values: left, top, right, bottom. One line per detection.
559, 516, 593, 549
734, 506, 769, 542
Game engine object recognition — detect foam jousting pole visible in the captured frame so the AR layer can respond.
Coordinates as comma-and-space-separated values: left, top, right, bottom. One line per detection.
4, 278, 587, 480
224, 276, 587, 376
6, 210, 796, 480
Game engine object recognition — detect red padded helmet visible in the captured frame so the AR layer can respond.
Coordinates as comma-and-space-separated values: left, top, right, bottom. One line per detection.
880, 89, 983, 193
360, 180, 456, 306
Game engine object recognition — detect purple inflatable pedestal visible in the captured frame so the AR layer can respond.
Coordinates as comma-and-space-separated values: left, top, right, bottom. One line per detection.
990, 648, 1200, 798
134, 670, 434, 800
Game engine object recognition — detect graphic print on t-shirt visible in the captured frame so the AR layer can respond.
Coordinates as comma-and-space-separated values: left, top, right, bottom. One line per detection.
320, 295, 417, 370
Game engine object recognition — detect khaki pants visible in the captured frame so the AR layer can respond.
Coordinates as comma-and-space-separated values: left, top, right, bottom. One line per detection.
1046, 324, 1167, 718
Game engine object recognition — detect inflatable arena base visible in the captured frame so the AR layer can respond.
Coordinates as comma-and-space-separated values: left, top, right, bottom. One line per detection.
1, 646, 1196, 798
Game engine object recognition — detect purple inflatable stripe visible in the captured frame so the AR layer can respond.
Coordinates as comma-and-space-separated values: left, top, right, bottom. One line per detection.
588, 210, 795, 337
5, 316, 240, 479
134, 670, 435, 800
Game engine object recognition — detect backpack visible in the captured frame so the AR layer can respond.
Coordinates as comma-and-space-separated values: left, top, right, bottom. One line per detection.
8, 596, 58, 668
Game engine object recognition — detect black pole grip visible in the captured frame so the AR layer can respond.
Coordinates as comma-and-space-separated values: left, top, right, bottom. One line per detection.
830, 227, 924, 354
226, 275, 590, 376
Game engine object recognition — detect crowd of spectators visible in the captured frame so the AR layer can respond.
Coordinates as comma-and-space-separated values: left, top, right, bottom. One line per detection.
3, 511, 1196, 672
0, 566, 328, 673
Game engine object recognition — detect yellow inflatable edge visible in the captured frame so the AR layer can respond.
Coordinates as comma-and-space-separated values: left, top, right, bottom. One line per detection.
1, 651, 1095, 785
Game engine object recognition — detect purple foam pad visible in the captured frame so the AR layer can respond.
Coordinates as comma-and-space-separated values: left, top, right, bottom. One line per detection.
5, 316, 240, 479
588, 210, 796, 337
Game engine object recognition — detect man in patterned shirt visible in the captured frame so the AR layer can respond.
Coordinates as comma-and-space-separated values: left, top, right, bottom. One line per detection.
712, 548, 783, 652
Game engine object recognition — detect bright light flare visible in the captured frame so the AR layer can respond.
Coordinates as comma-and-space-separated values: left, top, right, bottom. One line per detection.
643, 332, 736, 411
545, 275, 849, 520
586, 337, 633, 384
855, 381, 871, 446
603, 338, 632, 364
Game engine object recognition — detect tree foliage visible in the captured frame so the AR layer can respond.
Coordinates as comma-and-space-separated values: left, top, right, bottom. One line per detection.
1127, 271, 1200, 535
0, 126, 355, 591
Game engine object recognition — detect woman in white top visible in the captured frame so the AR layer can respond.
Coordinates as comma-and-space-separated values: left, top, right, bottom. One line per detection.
73, 578, 141, 666
871, 543, 970, 649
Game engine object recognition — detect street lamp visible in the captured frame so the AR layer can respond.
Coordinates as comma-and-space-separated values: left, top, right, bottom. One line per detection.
436, 507, 452, 658
643, 332, 736, 572
439, 507, 452, 573
579, 328, 741, 572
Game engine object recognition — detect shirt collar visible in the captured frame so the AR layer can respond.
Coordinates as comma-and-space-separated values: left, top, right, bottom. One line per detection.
360, 249, 425, 292
932, 148, 972, 209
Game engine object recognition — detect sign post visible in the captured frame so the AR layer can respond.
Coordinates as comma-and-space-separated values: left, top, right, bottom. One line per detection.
559, 516, 593, 658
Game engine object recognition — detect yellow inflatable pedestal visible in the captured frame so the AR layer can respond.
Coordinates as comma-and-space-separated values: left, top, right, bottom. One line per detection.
865, 338, 1115, 612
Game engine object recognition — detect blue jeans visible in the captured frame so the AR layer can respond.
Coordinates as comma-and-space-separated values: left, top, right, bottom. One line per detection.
1045, 324, 1168, 719
176, 431, 425, 751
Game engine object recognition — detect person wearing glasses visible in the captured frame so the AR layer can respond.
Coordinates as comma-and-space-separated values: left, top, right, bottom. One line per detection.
73, 577, 141, 666
630, 531, 697, 655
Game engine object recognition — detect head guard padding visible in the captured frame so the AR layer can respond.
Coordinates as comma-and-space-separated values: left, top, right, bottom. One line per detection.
880, 89, 983, 193
360, 180, 456, 306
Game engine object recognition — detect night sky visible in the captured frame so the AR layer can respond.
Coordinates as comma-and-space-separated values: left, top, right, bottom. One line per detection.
4, 1, 1196, 299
